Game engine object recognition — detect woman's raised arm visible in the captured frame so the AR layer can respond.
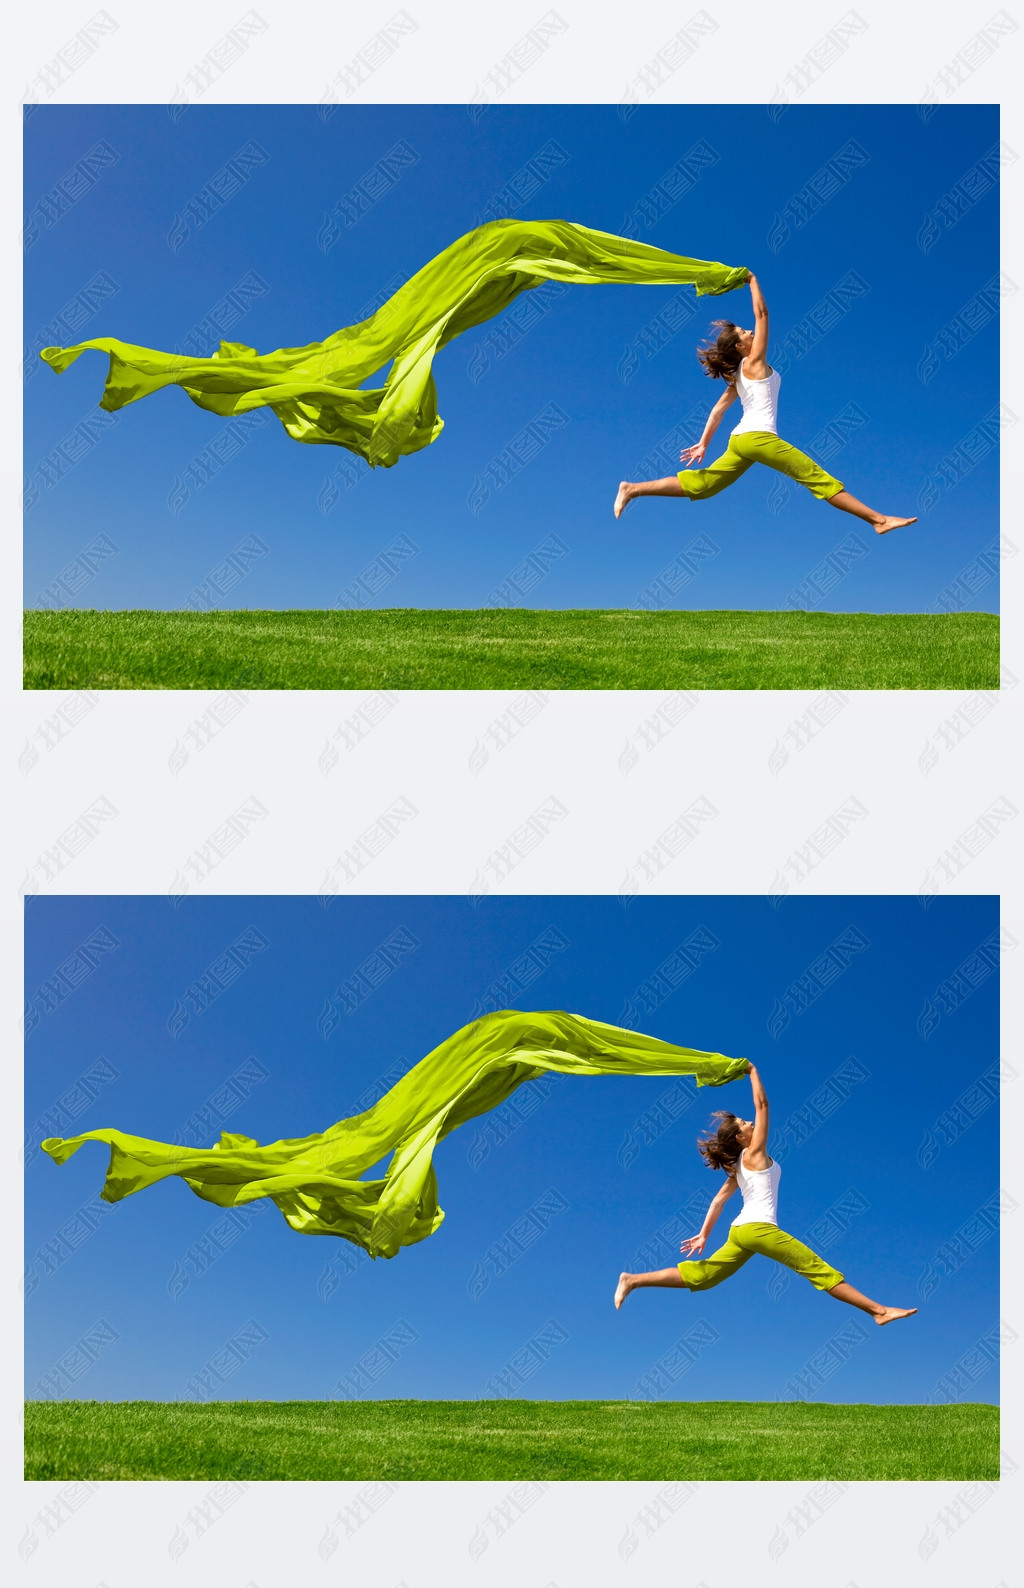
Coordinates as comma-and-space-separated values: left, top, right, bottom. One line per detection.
746, 1062, 770, 1165
746, 273, 770, 375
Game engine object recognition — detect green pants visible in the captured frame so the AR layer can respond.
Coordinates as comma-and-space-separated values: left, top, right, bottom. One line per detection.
677, 1221, 844, 1292
677, 430, 844, 501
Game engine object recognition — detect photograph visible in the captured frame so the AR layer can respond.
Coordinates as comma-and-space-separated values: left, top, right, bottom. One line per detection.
25, 894, 1000, 1482
23, 102, 1000, 690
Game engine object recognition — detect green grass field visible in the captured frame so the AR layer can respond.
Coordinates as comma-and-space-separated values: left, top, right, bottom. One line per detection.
24, 1399, 997, 1481
23, 609, 998, 690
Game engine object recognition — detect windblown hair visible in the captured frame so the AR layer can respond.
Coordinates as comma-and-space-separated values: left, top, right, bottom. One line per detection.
696, 320, 744, 383
697, 1111, 746, 1173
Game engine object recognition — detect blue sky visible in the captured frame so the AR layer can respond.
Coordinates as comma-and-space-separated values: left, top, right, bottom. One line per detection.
24, 104, 999, 613
26, 895, 999, 1405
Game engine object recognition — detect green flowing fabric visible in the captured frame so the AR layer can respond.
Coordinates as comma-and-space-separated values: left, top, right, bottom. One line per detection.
42, 1010, 749, 1259
39, 219, 748, 469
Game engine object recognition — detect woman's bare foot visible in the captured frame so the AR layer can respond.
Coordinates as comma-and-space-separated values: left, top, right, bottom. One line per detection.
874, 515, 917, 535
874, 1305, 918, 1325
613, 482, 633, 519
614, 1272, 633, 1309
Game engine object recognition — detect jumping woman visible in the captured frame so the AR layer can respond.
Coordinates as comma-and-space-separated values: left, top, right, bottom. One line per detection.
614, 1061, 917, 1325
613, 271, 917, 535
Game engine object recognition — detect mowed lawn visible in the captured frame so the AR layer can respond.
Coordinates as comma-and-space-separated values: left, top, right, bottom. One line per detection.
23, 609, 998, 690
25, 1399, 997, 1481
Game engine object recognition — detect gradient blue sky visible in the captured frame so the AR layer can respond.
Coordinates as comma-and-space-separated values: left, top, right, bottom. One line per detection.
26, 895, 999, 1404
24, 104, 999, 613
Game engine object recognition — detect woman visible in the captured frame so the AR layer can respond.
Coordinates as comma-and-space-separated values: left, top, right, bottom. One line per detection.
612, 272, 917, 535
614, 1061, 917, 1325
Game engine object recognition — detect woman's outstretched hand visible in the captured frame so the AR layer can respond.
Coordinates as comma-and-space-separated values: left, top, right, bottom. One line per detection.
679, 1233, 707, 1257
679, 442, 706, 466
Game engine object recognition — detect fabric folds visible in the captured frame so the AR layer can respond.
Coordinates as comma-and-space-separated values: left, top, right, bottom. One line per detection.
39, 219, 748, 468
41, 1009, 749, 1259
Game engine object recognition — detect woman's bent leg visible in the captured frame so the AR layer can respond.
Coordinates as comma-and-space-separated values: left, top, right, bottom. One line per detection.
824, 1281, 918, 1326
826, 490, 918, 536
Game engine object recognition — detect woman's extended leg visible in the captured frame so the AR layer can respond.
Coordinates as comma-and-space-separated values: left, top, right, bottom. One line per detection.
826, 490, 917, 537
614, 1267, 687, 1308
824, 1280, 918, 1326
614, 445, 753, 517
613, 477, 685, 517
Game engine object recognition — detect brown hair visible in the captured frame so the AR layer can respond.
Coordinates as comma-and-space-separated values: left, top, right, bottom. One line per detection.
697, 1111, 746, 1173
697, 320, 744, 383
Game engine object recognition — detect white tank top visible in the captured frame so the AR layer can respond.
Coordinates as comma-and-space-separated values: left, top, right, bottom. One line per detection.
730, 1149, 781, 1226
731, 362, 781, 436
